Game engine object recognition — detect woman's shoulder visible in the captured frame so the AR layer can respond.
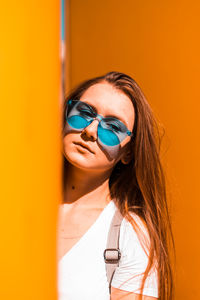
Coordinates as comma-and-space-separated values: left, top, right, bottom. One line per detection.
119, 210, 150, 255
110, 201, 150, 252
123, 211, 148, 235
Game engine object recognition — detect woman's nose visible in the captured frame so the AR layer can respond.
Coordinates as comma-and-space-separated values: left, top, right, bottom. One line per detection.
81, 119, 99, 141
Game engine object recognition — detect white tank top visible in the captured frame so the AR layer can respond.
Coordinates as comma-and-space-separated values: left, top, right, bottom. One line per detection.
57, 200, 159, 300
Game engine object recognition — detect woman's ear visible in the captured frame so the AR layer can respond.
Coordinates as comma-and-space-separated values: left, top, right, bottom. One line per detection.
120, 143, 133, 164
121, 151, 132, 164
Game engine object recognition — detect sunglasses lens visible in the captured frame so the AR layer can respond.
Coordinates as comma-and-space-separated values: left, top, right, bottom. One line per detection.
98, 123, 120, 146
67, 115, 88, 129
66, 100, 129, 146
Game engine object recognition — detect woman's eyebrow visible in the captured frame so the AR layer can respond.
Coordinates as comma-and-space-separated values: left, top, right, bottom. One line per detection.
105, 114, 128, 127
82, 100, 128, 127
82, 101, 97, 113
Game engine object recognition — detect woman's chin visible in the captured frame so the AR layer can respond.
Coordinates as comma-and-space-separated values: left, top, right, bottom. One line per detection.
64, 152, 96, 169
64, 153, 114, 173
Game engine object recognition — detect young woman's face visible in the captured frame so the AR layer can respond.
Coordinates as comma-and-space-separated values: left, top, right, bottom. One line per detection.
63, 82, 135, 172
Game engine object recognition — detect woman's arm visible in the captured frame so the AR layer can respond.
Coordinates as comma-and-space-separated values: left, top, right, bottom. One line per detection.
111, 287, 158, 300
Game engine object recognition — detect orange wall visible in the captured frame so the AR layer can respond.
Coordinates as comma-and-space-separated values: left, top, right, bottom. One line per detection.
68, 1, 200, 298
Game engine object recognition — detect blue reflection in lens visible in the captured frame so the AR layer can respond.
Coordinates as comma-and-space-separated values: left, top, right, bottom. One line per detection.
98, 124, 120, 146
68, 115, 88, 129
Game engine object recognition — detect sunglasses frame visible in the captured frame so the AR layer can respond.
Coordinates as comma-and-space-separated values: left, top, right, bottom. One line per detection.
65, 99, 134, 145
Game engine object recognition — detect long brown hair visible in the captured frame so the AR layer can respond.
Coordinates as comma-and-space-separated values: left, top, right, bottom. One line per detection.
62, 71, 176, 300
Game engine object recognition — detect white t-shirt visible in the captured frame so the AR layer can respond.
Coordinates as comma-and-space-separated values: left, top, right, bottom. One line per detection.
57, 200, 159, 300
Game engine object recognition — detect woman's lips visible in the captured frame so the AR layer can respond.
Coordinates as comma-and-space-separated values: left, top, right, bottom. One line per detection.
74, 142, 94, 153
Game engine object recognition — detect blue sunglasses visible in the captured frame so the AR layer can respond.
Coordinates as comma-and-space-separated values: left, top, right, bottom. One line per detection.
65, 99, 133, 146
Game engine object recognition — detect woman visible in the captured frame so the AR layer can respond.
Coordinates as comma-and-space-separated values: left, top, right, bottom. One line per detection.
57, 71, 175, 300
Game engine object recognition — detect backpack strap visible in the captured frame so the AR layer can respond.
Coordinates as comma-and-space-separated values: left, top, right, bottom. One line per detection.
103, 206, 123, 294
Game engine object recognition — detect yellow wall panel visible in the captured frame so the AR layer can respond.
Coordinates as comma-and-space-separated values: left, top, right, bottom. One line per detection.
0, 1, 62, 299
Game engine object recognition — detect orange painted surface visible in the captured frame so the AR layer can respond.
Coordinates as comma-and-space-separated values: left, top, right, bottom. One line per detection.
0, 1, 62, 299
68, 1, 200, 299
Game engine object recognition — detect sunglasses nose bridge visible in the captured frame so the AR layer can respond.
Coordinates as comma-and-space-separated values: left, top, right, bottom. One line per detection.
88, 114, 103, 127
89, 115, 102, 129
94, 114, 103, 122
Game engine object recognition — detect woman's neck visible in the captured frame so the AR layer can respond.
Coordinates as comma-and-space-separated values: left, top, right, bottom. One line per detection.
63, 162, 113, 209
